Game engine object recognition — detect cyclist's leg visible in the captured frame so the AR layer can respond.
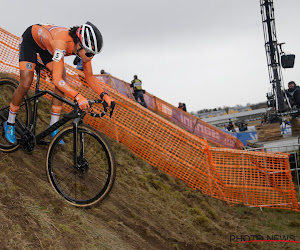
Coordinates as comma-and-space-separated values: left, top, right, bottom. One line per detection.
44, 61, 65, 125
12, 69, 35, 107
45, 62, 67, 109
9, 25, 37, 122
0, 77, 31, 152
45, 61, 66, 144
4, 69, 35, 143
5, 26, 37, 143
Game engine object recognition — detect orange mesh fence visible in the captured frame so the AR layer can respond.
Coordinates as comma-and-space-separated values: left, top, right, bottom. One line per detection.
94, 74, 244, 149
0, 27, 298, 211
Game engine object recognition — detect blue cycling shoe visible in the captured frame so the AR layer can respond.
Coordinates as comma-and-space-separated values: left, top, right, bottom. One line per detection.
50, 129, 65, 145
4, 121, 17, 144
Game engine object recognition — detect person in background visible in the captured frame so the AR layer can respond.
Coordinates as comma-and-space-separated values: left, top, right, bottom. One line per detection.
178, 102, 187, 112
227, 120, 235, 132
239, 122, 247, 132
130, 75, 147, 108
286, 81, 300, 108
73, 55, 84, 83
73, 55, 83, 71
100, 69, 110, 75
283, 118, 290, 127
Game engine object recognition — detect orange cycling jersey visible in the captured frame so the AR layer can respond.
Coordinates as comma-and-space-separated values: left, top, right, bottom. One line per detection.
21, 24, 105, 99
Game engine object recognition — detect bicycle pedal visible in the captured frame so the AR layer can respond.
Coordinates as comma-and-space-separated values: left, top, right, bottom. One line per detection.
37, 140, 50, 146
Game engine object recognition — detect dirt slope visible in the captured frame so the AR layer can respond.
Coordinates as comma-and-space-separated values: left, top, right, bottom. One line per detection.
0, 94, 299, 250
1, 138, 300, 250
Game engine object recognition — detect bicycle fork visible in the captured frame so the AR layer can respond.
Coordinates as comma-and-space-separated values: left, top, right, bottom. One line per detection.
73, 117, 85, 169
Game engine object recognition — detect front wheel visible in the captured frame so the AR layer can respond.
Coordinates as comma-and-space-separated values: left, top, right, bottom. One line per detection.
46, 124, 116, 207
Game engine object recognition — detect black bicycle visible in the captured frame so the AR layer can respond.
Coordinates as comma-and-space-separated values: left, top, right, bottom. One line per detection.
0, 62, 116, 207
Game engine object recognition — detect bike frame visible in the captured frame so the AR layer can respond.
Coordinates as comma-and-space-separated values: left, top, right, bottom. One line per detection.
33, 66, 84, 135
1, 63, 86, 167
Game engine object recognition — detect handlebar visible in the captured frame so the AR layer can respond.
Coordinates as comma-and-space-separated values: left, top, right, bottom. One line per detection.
88, 99, 116, 118
34, 62, 116, 118
88, 99, 107, 118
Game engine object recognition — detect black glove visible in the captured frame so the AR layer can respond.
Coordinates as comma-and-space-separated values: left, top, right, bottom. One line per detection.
100, 92, 117, 118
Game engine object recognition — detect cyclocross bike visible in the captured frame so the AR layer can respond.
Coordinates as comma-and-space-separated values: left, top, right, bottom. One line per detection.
0, 62, 116, 207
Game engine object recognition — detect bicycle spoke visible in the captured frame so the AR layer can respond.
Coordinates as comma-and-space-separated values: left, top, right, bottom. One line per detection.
47, 125, 116, 207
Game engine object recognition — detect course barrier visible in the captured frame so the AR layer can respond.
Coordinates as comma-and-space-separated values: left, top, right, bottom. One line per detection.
0, 27, 298, 211
94, 74, 244, 149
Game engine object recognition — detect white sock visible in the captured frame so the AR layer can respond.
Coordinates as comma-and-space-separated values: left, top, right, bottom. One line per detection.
7, 113, 17, 124
50, 114, 60, 126
50, 105, 62, 126
7, 102, 20, 124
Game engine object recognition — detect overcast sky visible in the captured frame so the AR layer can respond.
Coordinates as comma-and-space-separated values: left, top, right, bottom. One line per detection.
1, 0, 299, 112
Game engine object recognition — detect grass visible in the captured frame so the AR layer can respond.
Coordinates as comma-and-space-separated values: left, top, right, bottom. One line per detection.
0, 73, 299, 249
0, 134, 299, 250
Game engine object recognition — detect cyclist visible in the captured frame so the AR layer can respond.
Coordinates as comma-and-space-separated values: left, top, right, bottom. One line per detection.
4, 22, 116, 144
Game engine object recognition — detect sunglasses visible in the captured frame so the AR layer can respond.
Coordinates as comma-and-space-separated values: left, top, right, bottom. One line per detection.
85, 52, 95, 58
78, 44, 95, 58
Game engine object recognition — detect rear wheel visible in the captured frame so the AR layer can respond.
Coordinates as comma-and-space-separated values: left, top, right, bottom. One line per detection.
0, 77, 31, 152
46, 124, 116, 207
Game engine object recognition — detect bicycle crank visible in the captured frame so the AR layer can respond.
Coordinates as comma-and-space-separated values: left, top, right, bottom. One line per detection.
19, 129, 36, 153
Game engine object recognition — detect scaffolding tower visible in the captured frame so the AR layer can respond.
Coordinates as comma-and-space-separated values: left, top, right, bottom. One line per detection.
260, 0, 286, 112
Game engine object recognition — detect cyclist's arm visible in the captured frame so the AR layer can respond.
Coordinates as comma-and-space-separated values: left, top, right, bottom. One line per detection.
50, 40, 78, 98
49, 41, 89, 110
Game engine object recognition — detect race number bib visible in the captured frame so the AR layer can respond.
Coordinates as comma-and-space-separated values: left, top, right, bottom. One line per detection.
52, 49, 65, 62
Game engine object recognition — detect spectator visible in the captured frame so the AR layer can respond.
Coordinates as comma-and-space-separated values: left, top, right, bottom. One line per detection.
73, 55, 83, 71
283, 118, 290, 127
178, 102, 187, 112
130, 75, 147, 108
286, 81, 300, 108
73, 55, 84, 82
227, 120, 235, 132
239, 122, 247, 132
100, 69, 110, 75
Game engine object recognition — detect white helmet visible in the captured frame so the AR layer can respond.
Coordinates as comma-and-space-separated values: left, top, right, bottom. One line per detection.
76, 21, 103, 54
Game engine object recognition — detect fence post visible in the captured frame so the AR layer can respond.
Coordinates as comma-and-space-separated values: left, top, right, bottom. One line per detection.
153, 96, 158, 113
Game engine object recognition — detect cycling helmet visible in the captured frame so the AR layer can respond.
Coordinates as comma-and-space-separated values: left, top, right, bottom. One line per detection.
76, 21, 103, 54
